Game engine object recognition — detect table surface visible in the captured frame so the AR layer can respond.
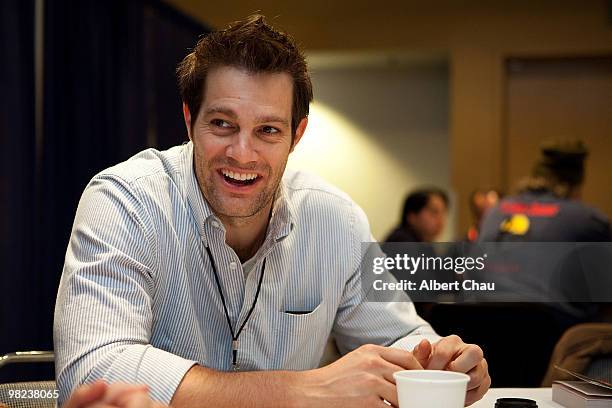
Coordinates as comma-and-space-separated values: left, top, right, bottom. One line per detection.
471, 388, 563, 408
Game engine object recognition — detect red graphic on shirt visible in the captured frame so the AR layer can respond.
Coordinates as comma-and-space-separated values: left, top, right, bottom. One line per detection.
500, 202, 560, 217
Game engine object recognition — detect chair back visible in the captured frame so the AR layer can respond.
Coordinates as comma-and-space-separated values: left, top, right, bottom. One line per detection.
0, 381, 57, 408
0, 351, 56, 408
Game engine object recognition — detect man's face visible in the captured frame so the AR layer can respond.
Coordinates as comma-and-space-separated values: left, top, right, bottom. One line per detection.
185, 66, 306, 220
408, 194, 448, 242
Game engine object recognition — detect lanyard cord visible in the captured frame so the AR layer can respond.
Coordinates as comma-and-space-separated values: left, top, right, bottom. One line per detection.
204, 245, 266, 369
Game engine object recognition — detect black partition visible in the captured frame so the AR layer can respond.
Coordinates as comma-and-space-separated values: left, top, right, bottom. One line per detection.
0, 0, 209, 383
423, 302, 581, 387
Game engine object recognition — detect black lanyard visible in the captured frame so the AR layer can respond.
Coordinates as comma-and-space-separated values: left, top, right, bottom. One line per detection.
204, 245, 266, 371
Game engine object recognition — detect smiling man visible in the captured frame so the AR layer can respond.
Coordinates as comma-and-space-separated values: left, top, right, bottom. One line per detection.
54, 15, 490, 408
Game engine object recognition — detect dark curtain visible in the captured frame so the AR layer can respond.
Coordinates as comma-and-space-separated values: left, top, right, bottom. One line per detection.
0, 0, 38, 382
1, 0, 209, 382
143, 1, 209, 150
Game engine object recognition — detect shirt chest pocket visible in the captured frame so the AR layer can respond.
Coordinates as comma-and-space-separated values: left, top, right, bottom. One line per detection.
271, 300, 331, 369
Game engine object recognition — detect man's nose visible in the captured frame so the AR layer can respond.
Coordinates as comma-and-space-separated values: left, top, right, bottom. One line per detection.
226, 130, 258, 164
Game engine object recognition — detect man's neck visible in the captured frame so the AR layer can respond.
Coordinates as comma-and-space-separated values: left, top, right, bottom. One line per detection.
218, 201, 273, 263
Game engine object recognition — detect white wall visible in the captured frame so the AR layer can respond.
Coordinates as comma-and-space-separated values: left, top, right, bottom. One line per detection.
288, 55, 453, 241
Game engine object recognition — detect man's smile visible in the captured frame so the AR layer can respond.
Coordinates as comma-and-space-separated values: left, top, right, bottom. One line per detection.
217, 168, 264, 191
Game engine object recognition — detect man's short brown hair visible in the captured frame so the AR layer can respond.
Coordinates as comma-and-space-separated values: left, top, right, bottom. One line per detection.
176, 14, 313, 137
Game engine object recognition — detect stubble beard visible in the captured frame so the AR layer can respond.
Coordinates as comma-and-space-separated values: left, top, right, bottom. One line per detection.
196, 156, 287, 223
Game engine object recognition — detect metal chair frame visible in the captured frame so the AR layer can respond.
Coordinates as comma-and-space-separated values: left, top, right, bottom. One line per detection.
0, 351, 56, 408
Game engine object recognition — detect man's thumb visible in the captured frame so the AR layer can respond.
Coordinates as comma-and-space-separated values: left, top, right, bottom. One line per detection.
413, 339, 432, 368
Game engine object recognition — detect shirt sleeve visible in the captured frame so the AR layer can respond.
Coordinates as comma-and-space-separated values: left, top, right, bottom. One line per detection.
331, 202, 440, 355
53, 175, 196, 406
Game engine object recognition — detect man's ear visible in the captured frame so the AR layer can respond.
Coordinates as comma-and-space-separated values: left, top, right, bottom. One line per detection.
182, 102, 192, 140
290, 116, 308, 153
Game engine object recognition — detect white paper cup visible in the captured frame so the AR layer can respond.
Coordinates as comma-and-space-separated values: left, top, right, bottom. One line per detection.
393, 370, 470, 408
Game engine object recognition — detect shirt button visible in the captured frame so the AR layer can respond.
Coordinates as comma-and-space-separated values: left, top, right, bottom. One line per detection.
211, 220, 220, 228
229, 262, 237, 270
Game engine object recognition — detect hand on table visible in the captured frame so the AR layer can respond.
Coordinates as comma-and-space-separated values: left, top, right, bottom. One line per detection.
412, 335, 491, 406
306, 343, 424, 408
62, 381, 167, 408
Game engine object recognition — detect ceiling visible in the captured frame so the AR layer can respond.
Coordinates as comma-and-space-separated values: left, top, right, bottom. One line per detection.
164, 0, 602, 51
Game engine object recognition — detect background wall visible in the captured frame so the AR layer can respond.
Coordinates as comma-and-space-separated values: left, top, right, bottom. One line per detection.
288, 55, 451, 240
504, 56, 612, 217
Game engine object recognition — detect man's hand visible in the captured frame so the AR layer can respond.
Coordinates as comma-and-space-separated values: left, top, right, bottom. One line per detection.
303, 343, 424, 408
62, 381, 167, 408
171, 339, 480, 408
412, 335, 491, 406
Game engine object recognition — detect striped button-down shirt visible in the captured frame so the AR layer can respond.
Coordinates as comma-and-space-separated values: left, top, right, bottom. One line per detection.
53, 142, 439, 405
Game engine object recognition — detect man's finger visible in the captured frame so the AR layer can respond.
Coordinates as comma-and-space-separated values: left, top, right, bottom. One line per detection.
412, 339, 432, 368
378, 347, 424, 370
63, 381, 108, 408
465, 359, 488, 390
427, 336, 462, 370
380, 361, 411, 385
104, 383, 149, 404
377, 359, 405, 385
375, 377, 399, 408
447, 344, 484, 374
465, 372, 491, 406
121, 391, 154, 408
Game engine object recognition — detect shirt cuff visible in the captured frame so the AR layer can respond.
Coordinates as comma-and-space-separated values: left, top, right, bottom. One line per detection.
390, 331, 442, 352
102, 345, 197, 404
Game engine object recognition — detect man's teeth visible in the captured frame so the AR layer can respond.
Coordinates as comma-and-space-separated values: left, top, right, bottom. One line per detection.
222, 170, 258, 181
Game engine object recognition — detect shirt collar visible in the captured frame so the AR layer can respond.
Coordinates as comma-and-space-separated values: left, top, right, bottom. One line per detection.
182, 142, 215, 244
269, 181, 295, 242
181, 141, 294, 245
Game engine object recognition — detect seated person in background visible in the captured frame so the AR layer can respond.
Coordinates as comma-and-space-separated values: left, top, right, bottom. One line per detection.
465, 188, 501, 242
54, 15, 489, 407
384, 188, 453, 311
479, 139, 610, 242
384, 187, 449, 243
479, 139, 611, 322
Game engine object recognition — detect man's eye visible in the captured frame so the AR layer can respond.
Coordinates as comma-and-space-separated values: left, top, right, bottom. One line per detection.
211, 119, 232, 128
261, 126, 279, 134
